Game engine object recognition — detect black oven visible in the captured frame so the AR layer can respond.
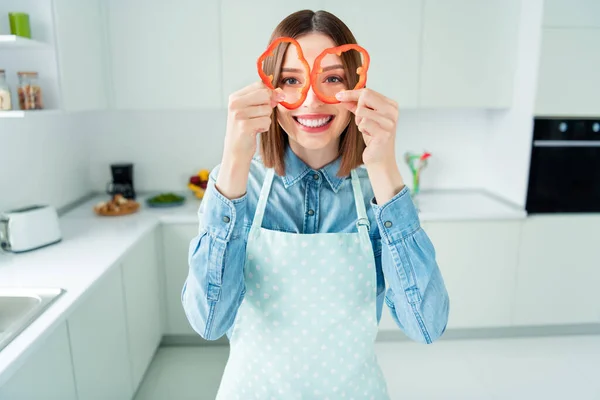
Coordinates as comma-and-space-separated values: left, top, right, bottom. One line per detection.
525, 118, 600, 214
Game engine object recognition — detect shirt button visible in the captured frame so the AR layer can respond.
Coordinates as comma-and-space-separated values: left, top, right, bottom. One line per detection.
307, 209, 315, 216
313, 173, 320, 180
223, 216, 231, 223
384, 221, 393, 228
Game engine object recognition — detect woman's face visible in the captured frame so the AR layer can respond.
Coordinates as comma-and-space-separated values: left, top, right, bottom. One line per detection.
276, 33, 351, 154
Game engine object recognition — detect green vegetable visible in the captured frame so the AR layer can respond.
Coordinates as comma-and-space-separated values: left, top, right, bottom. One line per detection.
148, 193, 185, 203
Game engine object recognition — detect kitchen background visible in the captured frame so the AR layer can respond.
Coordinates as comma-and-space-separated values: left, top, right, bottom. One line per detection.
1, 0, 554, 211
1, 0, 600, 399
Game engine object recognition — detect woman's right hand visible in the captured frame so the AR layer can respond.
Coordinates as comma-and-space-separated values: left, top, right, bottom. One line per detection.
216, 82, 285, 200
224, 81, 285, 164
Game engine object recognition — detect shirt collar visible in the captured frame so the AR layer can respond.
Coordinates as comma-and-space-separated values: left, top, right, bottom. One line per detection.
281, 145, 349, 193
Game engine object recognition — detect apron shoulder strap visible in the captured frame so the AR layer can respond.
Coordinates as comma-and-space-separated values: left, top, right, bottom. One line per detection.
251, 167, 370, 244
250, 167, 275, 232
350, 169, 369, 228
350, 169, 372, 249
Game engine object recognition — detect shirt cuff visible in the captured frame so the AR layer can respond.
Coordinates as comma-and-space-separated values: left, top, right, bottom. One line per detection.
200, 183, 247, 242
370, 186, 420, 245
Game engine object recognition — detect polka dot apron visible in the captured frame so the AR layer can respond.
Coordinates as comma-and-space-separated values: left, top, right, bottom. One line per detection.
216, 168, 390, 399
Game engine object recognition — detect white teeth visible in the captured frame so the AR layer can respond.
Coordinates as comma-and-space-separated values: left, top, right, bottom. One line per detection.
296, 116, 332, 128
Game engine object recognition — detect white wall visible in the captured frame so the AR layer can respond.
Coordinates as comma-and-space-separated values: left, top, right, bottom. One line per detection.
86, 109, 489, 194
87, 110, 227, 194
0, 113, 91, 212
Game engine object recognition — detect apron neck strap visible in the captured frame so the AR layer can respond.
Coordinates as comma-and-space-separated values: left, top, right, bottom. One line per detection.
350, 169, 370, 233
250, 167, 369, 234
350, 169, 368, 221
251, 167, 275, 231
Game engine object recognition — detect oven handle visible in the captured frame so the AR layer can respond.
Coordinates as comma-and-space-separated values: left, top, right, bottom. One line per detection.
533, 140, 600, 147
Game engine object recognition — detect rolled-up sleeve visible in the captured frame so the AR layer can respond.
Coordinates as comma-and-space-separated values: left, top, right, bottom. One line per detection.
181, 166, 248, 340
371, 186, 449, 344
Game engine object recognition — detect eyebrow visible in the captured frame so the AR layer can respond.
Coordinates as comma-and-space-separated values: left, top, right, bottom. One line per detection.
281, 64, 344, 73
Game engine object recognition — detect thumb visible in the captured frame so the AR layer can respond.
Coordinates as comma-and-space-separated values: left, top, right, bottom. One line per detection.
270, 88, 286, 108
340, 100, 358, 114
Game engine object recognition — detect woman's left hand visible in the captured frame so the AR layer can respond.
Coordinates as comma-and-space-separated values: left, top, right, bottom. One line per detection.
335, 88, 399, 167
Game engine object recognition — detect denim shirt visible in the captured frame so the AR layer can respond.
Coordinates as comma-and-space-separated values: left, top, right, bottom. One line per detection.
182, 145, 449, 344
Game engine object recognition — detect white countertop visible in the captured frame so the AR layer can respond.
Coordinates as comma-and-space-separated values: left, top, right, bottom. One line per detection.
0, 189, 525, 384
414, 190, 527, 221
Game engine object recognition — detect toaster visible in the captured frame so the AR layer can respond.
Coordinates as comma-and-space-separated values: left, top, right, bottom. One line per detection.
0, 205, 62, 253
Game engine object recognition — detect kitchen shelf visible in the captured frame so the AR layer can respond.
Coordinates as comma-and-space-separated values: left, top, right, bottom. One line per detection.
0, 35, 48, 49
0, 110, 62, 118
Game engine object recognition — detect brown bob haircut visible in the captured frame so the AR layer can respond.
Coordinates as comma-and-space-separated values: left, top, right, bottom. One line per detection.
260, 9, 365, 178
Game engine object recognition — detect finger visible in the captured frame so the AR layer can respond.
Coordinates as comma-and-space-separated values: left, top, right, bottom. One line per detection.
340, 101, 358, 115
236, 80, 268, 97
245, 116, 272, 134
354, 106, 394, 131
235, 88, 273, 108
270, 88, 286, 108
358, 118, 387, 138
340, 88, 394, 115
240, 104, 273, 119
335, 89, 363, 103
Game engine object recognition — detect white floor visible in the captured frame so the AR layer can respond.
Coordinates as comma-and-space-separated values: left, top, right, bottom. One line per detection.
134, 334, 600, 400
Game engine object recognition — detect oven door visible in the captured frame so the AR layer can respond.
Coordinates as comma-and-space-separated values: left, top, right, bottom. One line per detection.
526, 142, 600, 213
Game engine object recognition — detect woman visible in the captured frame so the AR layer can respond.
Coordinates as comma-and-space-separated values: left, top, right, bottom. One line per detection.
182, 9, 449, 399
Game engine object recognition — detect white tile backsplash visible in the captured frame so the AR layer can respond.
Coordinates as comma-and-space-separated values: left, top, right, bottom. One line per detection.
0, 113, 90, 212
87, 110, 228, 194
86, 108, 490, 195
0, 104, 532, 213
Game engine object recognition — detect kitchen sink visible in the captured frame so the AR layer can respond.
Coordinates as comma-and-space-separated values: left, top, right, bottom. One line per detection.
0, 288, 65, 352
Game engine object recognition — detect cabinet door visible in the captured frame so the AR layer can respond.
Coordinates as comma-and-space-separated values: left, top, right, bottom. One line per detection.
321, 0, 422, 108
67, 266, 133, 400
161, 224, 199, 335
220, 0, 322, 108
0, 323, 77, 400
106, 0, 222, 109
534, 29, 600, 117
121, 229, 163, 389
53, 0, 109, 111
514, 216, 600, 325
423, 220, 521, 329
419, 0, 520, 108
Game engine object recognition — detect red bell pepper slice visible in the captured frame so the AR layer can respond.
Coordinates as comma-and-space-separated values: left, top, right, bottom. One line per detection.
256, 37, 311, 110
310, 43, 370, 104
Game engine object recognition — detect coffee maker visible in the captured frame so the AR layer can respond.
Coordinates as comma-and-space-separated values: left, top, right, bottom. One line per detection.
106, 163, 136, 200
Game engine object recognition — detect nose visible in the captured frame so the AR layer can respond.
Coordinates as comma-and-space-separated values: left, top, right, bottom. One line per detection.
301, 83, 323, 109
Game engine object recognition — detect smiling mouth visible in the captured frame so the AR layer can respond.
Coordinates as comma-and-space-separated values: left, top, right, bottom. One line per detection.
293, 115, 334, 128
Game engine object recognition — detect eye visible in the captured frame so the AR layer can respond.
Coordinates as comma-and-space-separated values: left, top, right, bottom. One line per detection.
281, 77, 301, 85
325, 76, 344, 84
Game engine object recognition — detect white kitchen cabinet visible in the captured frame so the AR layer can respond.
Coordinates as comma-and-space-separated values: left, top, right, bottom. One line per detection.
53, 0, 109, 111
320, 0, 422, 108
161, 224, 199, 335
513, 215, 600, 326
419, 0, 520, 108
106, 0, 222, 110
0, 323, 77, 400
422, 220, 521, 329
534, 28, 600, 117
543, 0, 600, 28
121, 229, 163, 389
67, 265, 134, 400
220, 0, 322, 108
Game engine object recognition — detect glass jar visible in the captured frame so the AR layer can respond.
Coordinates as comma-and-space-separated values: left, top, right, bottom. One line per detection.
0, 70, 12, 111
17, 71, 43, 110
